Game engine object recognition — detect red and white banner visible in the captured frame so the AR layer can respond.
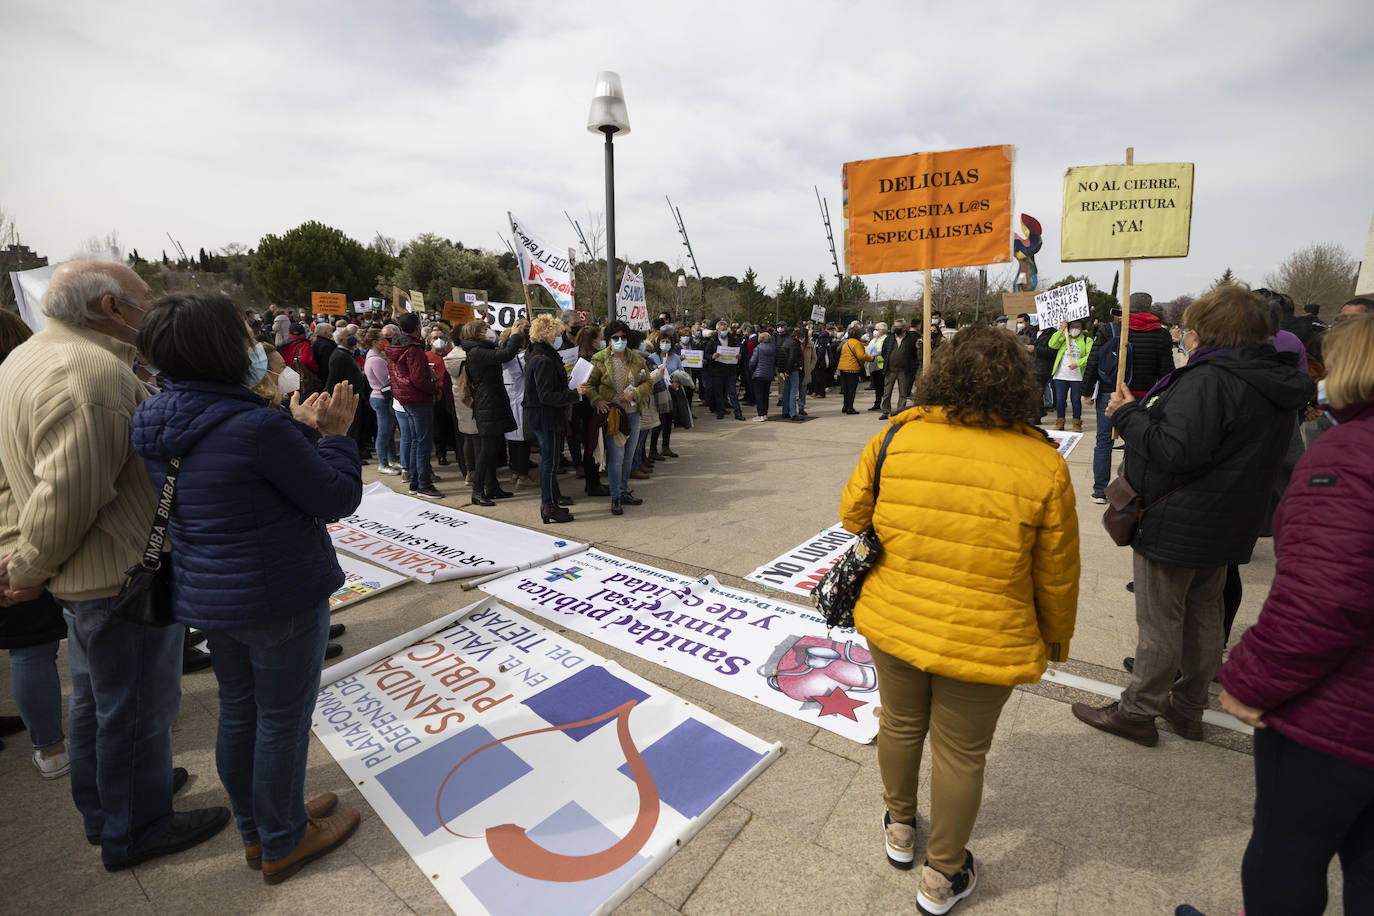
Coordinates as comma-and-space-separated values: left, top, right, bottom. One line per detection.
510, 212, 574, 310
745, 525, 857, 599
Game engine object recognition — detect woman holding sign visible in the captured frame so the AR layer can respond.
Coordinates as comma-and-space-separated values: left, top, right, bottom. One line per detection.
836, 326, 872, 414
587, 320, 661, 515
1048, 319, 1092, 432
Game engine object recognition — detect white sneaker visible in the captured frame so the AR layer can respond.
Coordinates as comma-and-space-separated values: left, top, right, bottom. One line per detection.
751, 415, 768, 422
378, 465, 401, 476
917, 851, 977, 915
882, 811, 915, 869
33, 746, 70, 780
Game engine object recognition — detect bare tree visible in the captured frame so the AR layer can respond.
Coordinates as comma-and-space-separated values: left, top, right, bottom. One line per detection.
81, 229, 121, 257
1264, 243, 1357, 310
222, 241, 249, 257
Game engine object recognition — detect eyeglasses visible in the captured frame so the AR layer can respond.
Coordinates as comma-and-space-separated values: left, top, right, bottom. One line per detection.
609, 335, 627, 342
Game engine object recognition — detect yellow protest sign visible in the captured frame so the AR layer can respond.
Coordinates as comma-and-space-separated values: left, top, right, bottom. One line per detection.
311, 292, 347, 315
843, 144, 1014, 274
409, 290, 426, 311
1061, 162, 1194, 261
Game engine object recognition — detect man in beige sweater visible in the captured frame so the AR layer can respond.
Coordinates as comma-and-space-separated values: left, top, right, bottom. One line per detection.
0, 260, 227, 870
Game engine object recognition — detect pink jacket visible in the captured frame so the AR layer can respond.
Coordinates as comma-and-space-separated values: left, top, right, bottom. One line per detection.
1219, 395, 1374, 770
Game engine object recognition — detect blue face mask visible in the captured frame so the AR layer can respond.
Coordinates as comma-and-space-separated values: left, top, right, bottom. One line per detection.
244, 343, 268, 387
611, 338, 627, 353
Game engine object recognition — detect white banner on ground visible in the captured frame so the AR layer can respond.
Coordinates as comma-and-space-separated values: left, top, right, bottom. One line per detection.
616, 266, 648, 330
745, 525, 856, 599
1045, 429, 1083, 458
330, 555, 411, 612
328, 482, 588, 583
313, 598, 779, 916
510, 212, 574, 310
482, 549, 880, 743
1034, 280, 1090, 327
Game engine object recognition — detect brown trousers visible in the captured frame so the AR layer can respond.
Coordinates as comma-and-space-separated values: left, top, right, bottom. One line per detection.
871, 642, 1013, 874
1120, 552, 1226, 720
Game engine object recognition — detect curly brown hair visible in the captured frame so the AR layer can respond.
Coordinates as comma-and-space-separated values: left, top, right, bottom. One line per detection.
913, 324, 1040, 428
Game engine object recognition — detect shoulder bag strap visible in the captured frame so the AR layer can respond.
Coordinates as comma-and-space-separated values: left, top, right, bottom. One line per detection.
140, 457, 181, 570
872, 423, 902, 502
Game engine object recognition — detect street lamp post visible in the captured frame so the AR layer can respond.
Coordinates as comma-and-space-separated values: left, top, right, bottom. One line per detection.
587, 72, 630, 322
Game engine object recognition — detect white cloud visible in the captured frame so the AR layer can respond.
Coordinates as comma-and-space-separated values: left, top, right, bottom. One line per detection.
2, 0, 1371, 303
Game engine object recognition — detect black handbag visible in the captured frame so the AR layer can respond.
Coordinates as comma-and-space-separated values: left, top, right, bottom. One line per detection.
111, 457, 181, 627
812, 423, 902, 630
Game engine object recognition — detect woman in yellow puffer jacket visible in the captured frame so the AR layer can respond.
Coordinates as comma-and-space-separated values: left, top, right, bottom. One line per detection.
839, 324, 1079, 915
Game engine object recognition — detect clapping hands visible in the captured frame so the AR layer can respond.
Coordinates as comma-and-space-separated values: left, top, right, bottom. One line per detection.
290, 382, 359, 436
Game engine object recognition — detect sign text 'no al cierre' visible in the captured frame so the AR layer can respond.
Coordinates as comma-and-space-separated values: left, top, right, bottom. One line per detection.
1061, 162, 1194, 261
843, 145, 1014, 274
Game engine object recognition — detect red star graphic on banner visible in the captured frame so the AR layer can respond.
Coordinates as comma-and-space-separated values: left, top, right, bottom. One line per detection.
811, 687, 867, 721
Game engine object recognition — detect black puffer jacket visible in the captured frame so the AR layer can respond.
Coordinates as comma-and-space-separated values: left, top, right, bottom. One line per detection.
523, 340, 579, 433
461, 334, 524, 436
776, 335, 802, 375
1114, 345, 1314, 568
1032, 328, 1057, 378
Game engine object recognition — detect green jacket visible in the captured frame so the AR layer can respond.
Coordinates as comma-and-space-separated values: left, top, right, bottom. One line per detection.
587, 347, 654, 416
1048, 330, 1093, 377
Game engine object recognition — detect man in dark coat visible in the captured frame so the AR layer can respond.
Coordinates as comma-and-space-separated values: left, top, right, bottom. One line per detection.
460, 321, 526, 505
703, 320, 744, 420
1073, 285, 1314, 747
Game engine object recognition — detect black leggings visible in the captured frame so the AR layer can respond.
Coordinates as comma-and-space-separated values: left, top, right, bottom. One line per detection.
840, 370, 860, 412
1243, 727, 1374, 915
508, 441, 531, 477
474, 434, 503, 496
650, 413, 673, 452
752, 378, 770, 416
1223, 563, 1243, 646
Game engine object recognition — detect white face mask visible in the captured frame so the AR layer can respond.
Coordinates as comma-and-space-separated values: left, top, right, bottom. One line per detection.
485, 329, 498, 342
1069, 328, 1081, 338
1016, 322, 1026, 331
553, 335, 563, 349
277, 366, 301, 396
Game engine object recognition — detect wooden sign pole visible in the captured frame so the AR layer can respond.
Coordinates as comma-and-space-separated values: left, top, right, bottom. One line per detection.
1114, 147, 1135, 395
921, 267, 933, 373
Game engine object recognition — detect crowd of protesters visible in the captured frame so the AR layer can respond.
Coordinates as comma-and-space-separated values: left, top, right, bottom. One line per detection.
0, 259, 1369, 915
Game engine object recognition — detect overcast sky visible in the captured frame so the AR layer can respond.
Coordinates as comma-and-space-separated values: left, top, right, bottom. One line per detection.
4, 0, 1372, 304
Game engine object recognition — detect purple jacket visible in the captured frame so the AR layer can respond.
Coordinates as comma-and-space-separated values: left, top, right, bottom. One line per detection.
1219, 394, 1374, 770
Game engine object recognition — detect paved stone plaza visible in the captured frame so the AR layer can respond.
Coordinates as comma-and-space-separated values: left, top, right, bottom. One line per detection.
0, 387, 1344, 915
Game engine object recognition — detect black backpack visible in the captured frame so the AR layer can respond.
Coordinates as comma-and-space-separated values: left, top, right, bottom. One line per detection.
1097, 322, 1133, 388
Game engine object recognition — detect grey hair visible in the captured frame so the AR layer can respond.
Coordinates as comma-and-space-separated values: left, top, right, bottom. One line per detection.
333, 328, 351, 345
40, 261, 126, 326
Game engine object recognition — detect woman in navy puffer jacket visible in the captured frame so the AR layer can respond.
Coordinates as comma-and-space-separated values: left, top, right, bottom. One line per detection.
131, 293, 363, 884
1218, 313, 1374, 916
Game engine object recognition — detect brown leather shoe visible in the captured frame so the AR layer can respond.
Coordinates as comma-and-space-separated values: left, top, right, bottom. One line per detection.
1071, 701, 1159, 747
1161, 702, 1204, 741
261, 809, 360, 884
630, 469, 650, 480
245, 794, 343, 870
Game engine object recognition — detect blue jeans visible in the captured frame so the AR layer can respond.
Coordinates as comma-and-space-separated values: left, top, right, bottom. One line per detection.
371, 396, 397, 468
535, 426, 564, 505
206, 602, 330, 861
63, 599, 183, 862
1052, 379, 1082, 419
398, 403, 434, 491
605, 410, 643, 498
1092, 393, 1112, 497
394, 403, 411, 471
782, 370, 801, 417
10, 640, 64, 750
633, 427, 649, 469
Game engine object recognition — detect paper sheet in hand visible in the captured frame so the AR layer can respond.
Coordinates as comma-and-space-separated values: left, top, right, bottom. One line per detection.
715, 346, 740, 365
568, 358, 594, 390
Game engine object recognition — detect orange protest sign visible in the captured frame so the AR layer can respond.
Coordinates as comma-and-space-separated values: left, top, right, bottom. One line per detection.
443, 302, 475, 325
311, 292, 347, 315
843, 144, 1014, 274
